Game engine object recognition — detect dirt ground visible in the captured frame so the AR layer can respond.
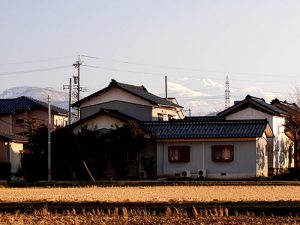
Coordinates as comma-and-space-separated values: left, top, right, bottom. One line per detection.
0, 185, 299, 203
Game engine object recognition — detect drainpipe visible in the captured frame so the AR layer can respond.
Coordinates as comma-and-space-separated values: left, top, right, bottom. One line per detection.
202, 142, 205, 170
162, 141, 165, 176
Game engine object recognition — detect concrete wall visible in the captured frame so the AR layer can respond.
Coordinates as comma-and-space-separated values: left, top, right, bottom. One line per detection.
152, 106, 184, 121
80, 101, 153, 121
9, 142, 23, 173
0, 115, 13, 133
0, 141, 8, 162
157, 140, 260, 179
0, 109, 67, 135
0, 141, 23, 174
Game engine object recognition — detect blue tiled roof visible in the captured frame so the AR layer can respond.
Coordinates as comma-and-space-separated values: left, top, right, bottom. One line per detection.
73, 79, 182, 108
0, 96, 67, 115
184, 116, 225, 122
142, 119, 271, 139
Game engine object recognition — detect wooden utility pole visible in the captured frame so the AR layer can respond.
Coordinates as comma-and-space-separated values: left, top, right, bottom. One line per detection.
63, 78, 72, 124
47, 96, 51, 181
73, 55, 82, 120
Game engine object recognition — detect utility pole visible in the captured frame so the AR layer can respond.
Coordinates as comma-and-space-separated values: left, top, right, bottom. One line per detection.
63, 78, 72, 124
73, 55, 82, 120
225, 75, 230, 109
165, 75, 168, 99
47, 96, 51, 182
183, 105, 192, 117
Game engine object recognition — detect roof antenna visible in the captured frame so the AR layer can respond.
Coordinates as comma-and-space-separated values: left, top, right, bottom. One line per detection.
165, 75, 168, 99
225, 75, 230, 109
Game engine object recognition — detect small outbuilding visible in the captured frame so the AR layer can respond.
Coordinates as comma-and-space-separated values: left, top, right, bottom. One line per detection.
143, 118, 273, 179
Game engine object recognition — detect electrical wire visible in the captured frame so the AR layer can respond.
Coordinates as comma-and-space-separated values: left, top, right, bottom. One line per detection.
0, 56, 75, 66
80, 54, 300, 79
0, 65, 72, 76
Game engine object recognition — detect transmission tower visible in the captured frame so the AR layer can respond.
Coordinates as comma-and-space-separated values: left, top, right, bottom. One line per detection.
225, 75, 230, 109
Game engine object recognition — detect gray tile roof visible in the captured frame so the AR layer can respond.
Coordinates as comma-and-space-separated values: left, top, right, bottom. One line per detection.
218, 95, 287, 117
0, 96, 67, 115
142, 119, 272, 139
73, 79, 182, 108
184, 116, 225, 122
68, 108, 140, 129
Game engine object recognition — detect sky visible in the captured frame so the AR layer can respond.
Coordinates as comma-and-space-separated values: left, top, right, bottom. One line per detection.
1, 0, 300, 115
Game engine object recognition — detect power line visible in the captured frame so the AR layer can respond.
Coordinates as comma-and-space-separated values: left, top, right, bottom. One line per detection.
0, 56, 75, 66
0, 65, 72, 76
80, 54, 300, 79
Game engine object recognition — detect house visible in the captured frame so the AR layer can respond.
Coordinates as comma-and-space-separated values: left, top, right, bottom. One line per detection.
271, 98, 300, 168
0, 132, 27, 178
72, 79, 184, 122
0, 96, 68, 135
217, 95, 294, 175
142, 119, 273, 179
67, 79, 185, 179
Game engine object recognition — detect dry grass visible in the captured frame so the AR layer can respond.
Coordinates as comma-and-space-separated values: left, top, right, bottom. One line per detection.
0, 186, 299, 203
0, 208, 299, 225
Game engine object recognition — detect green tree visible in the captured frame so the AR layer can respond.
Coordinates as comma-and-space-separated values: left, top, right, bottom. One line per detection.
106, 121, 145, 178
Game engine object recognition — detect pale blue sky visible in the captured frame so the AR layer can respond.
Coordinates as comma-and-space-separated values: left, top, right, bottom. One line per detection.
1, 1, 300, 115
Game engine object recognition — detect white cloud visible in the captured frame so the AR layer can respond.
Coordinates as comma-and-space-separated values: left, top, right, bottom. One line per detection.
263, 92, 284, 102
176, 76, 190, 81
147, 88, 160, 96
242, 86, 259, 93
168, 81, 207, 97
202, 79, 223, 88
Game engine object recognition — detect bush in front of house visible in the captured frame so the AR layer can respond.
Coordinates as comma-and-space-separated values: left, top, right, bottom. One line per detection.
0, 162, 11, 180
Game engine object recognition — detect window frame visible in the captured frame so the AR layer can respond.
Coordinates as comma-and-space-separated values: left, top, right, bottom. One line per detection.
157, 113, 164, 121
211, 145, 234, 162
168, 146, 190, 162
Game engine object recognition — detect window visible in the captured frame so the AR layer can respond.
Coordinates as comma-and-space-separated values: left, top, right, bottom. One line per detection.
16, 119, 24, 125
157, 113, 164, 121
168, 146, 190, 162
212, 145, 234, 162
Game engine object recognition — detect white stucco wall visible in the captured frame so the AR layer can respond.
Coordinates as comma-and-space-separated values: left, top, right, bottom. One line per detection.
157, 140, 260, 179
225, 108, 293, 171
256, 136, 268, 177
152, 107, 183, 121
73, 114, 125, 133
0, 141, 23, 174
80, 87, 152, 108
9, 142, 23, 173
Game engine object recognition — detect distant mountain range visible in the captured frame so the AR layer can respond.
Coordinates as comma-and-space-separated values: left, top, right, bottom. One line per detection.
0, 86, 69, 109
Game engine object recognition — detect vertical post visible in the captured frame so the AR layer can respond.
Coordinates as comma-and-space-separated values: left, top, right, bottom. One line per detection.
77, 55, 80, 104
68, 78, 72, 124
165, 76, 168, 99
48, 96, 51, 181
73, 55, 81, 120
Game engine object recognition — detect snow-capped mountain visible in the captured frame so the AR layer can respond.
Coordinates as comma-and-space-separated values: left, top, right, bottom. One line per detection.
0, 86, 69, 109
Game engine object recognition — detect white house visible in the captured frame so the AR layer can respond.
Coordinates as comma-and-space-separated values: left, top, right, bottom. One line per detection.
143, 118, 273, 179
0, 132, 27, 178
218, 95, 294, 175
72, 79, 184, 122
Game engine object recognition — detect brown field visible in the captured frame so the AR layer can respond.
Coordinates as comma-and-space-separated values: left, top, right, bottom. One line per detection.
0, 208, 299, 225
0, 185, 299, 203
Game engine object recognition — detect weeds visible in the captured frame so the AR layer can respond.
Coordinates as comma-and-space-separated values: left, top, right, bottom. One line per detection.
0, 208, 298, 225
